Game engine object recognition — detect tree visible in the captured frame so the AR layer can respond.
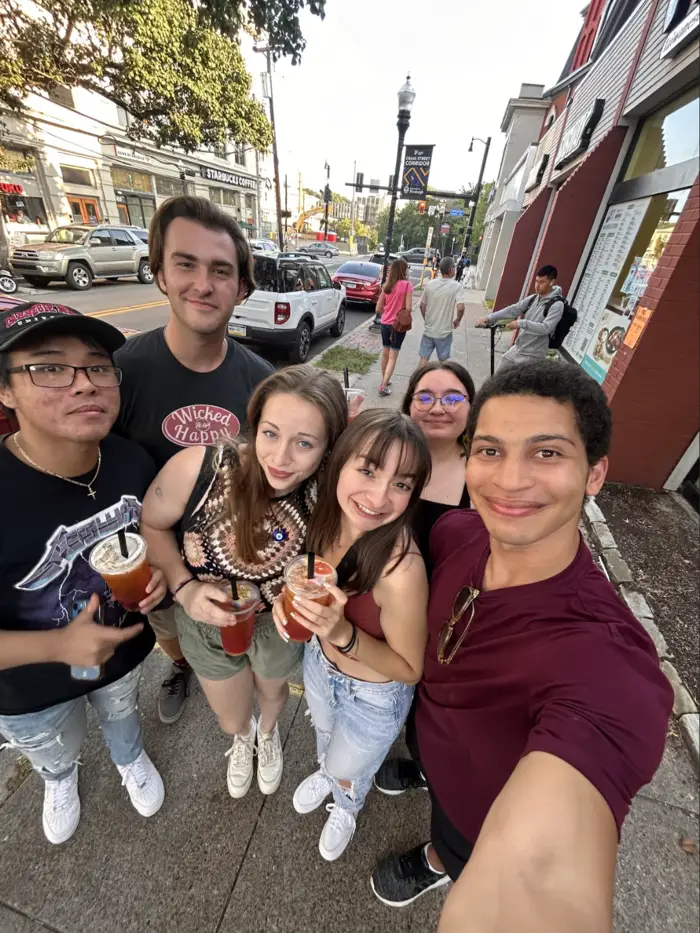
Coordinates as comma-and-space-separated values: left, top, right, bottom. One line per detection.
470, 181, 495, 258
0, 0, 325, 152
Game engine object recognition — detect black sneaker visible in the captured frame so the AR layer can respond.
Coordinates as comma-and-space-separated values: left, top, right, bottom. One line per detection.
371, 843, 450, 907
158, 663, 191, 724
374, 758, 428, 795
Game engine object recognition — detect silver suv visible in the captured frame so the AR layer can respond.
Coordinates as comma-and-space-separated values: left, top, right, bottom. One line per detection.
10, 224, 154, 291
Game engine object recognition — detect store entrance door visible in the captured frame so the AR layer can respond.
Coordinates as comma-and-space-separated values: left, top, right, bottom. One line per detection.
117, 202, 130, 225
68, 196, 101, 224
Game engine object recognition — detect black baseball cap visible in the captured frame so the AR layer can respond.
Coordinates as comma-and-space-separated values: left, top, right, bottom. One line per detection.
0, 301, 126, 354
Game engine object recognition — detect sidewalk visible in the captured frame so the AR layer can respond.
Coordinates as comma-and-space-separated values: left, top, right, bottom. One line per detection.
0, 287, 696, 933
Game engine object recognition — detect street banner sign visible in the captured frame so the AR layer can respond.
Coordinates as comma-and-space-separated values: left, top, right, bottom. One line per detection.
449, 208, 464, 216
401, 145, 434, 199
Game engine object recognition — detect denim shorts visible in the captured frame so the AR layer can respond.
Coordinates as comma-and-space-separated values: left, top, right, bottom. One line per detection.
175, 607, 303, 682
380, 323, 407, 350
419, 333, 453, 361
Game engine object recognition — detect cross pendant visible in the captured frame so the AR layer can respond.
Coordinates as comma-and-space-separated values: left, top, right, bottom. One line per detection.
88, 488, 96, 499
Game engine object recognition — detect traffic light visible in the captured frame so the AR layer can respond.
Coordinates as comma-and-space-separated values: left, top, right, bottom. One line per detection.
355, 172, 364, 193
388, 174, 394, 191
418, 201, 427, 214
324, 185, 331, 203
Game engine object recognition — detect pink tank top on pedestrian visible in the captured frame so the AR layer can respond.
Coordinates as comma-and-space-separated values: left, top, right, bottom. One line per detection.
343, 590, 384, 640
381, 280, 413, 326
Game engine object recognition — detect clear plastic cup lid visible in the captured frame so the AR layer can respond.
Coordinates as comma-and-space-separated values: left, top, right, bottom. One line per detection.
89, 532, 146, 575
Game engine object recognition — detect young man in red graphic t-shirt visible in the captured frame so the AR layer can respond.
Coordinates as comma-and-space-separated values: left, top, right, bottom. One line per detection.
115, 197, 272, 725
372, 360, 673, 933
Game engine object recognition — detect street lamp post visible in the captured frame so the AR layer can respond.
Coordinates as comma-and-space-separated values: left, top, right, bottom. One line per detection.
462, 135, 491, 258
373, 76, 416, 327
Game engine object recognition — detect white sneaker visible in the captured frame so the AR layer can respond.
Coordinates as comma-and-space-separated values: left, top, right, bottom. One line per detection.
319, 803, 356, 861
42, 767, 80, 845
257, 722, 283, 795
293, 769, 333, 814
117, 751, 165, 817
225, 718, 256, 799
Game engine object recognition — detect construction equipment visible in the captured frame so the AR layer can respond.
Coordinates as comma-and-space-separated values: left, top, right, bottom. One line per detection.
292, 205, 325, 233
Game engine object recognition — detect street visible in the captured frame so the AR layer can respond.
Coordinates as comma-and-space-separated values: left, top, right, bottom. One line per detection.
14, 253, 417, 364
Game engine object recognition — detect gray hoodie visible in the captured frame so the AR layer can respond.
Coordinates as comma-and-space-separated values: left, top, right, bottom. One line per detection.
487, 285, 564, 365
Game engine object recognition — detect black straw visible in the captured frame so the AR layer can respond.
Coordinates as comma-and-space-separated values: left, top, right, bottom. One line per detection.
117, 529, 129, 559
307, 552, 315, 579
230, 578, 239, 601
343, 367, 349, 389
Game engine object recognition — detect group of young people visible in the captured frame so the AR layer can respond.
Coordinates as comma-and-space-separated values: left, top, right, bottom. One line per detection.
0, 195, 674, 932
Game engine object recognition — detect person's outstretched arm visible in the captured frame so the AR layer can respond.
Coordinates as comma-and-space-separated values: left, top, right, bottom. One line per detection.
438, 752, 617, 933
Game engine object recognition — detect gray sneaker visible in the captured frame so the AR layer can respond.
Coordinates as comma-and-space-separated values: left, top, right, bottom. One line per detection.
158, 663, 191, 724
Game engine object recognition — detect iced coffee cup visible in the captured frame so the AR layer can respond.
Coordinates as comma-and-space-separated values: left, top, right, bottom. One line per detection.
282, 555, 337, 642
214, 581, 260, 656
89, 532, 151, 612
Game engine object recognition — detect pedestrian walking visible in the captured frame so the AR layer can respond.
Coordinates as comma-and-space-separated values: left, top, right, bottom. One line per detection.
418, 257, 466, 367
401, 361, 475, 565
114, 196, 273, 725
140, 367, 347, 802
376, 258, 413, 397
272, 409, 430, 861
475, 263, 564, 369
0, 303, 168, 845
455, 252, 468, 282
371, 362, 672, 923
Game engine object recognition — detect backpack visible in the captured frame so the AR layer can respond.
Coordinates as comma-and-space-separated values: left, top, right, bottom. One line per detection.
526, 294, 578, 350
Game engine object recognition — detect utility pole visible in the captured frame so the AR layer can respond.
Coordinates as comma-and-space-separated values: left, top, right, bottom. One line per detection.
323, 161, 330, 241
462, 136, 491, 257
256, 47, 285, 249
350, 159, 356, 255
284, 174, 289, 246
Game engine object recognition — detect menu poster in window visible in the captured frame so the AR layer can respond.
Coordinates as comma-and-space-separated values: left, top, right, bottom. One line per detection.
581, 308, 630, 384
564, 198, 651, 362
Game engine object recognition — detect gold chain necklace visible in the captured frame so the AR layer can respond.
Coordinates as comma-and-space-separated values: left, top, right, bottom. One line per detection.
13, 434, 102, 499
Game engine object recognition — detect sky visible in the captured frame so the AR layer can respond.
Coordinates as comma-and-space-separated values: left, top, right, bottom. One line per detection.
247, 0, 586, 203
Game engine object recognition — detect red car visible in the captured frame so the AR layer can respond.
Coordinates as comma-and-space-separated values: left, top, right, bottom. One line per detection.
332, 261, 382, 306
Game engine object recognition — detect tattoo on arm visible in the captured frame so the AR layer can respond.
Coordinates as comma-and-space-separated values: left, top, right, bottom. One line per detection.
154, 486, 164, 500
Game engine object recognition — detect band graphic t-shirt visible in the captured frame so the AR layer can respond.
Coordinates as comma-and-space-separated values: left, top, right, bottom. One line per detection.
115, 327, 273, 469
0, 433, 156, 715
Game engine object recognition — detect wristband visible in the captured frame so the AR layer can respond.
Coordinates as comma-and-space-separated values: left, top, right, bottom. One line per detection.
337, 623, 357, 656
172, 577, 196, 599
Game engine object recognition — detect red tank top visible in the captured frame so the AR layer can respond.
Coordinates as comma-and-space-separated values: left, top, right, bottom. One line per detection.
343, 590, 384, 640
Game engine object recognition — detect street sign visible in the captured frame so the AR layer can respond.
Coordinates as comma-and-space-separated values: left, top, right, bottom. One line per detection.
426, 227, 434, 246
449, 208, 464, 216
440, 223, 450, 234
401, 145, 434, 200
428, 205, 436, 216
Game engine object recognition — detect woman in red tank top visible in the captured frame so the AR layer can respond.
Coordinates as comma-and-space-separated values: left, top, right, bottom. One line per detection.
272, 410, 431, 862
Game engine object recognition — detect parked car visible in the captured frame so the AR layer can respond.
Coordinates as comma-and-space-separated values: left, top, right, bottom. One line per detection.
398, 246, 436, 264
333, 261, 382, 306
368, 251, 399, 265
279, 251, 312, 262
229, 254, 346, 363
9, 224, 153, 291
299, 241, 340, 259
250, 239, 278, 253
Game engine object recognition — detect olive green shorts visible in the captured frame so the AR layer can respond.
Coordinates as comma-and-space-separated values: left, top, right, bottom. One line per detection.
174, 607, 303, 682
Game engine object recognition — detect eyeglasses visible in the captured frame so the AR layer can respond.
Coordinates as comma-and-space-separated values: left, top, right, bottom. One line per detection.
437, 585, 480, 664
6, 364, 123, 388
412, 391, 467, 413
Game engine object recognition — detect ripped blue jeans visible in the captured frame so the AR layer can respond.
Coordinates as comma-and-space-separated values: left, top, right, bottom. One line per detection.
0, 666, 143, 783
303, 636, 413, 815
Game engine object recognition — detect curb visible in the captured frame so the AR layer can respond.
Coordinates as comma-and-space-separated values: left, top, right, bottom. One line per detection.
583, 498, 699, 769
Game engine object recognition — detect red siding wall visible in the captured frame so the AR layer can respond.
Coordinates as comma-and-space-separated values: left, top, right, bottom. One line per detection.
492, 187, 550, 310
605, 177, 700, 487
528, 127, 627, 296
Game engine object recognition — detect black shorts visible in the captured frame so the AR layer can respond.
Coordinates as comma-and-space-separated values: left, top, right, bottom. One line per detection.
406, 700, 475, 881
380, 323, 406, 350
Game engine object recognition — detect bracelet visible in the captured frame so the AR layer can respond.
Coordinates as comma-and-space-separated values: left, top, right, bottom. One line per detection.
337, 623, 357, 656
172, 577, 196, 599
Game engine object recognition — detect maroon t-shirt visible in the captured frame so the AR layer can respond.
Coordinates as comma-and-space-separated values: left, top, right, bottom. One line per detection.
416, 510, 673, 843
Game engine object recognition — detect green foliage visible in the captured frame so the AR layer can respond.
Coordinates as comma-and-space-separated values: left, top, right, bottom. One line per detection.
315, 346, 378, 375
0, 0, 323, 152
471, 181, 494, 256
334, 217, 372, 241
303, 187, 322, 200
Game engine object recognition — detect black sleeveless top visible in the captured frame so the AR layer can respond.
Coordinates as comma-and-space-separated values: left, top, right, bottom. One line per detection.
412, 486, 471, 574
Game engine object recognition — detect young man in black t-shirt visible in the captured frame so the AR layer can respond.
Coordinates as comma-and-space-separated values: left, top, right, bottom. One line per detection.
115, 196, 273, 725
0, 302, 168, 845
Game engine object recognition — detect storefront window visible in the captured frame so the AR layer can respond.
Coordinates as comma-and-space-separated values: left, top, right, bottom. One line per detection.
564, 188, 691, 381
154, 175, 184, 197
111, 167, 153, 194
60, 165, 94, 187
209, 186, 240, 209
624, 88, 700, 180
